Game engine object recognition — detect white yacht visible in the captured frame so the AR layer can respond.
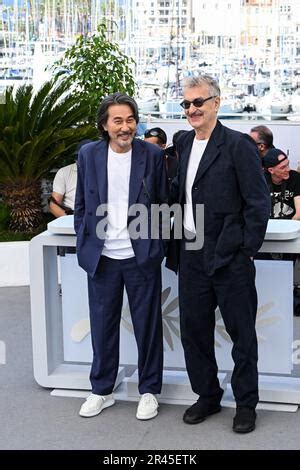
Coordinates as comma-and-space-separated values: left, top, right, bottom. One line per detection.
256, 90, 291, 120
136, 83, 160, 115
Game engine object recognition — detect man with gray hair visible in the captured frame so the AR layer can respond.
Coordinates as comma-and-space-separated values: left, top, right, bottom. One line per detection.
74, 92, 168, 421
249, 125, 274, 157
167, 74, 270, 433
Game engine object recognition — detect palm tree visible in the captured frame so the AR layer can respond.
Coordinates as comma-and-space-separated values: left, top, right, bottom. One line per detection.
0, 80, 97, 232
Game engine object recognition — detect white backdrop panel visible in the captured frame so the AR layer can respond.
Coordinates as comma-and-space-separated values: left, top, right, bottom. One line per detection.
61, 256, 293, 374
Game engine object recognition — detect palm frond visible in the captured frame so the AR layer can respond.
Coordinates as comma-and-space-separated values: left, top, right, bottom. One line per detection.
28, 80, 55, 134
0, 81, 95, 182
0, 80, 96, 232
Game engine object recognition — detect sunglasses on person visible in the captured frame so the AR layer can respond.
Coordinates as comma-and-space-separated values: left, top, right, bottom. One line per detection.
180, 95, 217, 110
144, 129, 167, 147
144, 131, 161, 137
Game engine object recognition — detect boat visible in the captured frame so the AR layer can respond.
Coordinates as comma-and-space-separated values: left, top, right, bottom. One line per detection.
218, 93, 245, 118
286, 88, 300, 121
135, 83, 160, 116
290, 88, 300, 114
159, 97, 184, 119
0, 65, 33, 93
256, 90, 291, 120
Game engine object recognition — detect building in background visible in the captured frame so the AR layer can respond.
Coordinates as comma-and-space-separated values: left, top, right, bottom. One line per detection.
0, 0, 300, 118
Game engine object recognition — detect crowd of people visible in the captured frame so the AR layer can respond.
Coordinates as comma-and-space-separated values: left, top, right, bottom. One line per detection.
48, 75, 299, 434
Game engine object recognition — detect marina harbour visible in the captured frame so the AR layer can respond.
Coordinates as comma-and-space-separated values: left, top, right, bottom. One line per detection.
0, 1, 300, 121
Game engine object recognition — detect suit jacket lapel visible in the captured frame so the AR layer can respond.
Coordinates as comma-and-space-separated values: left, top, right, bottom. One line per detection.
179, 130, 195, 201
128, 139, 147, 207
193, 120, 224, 185
94, 140, 108, 204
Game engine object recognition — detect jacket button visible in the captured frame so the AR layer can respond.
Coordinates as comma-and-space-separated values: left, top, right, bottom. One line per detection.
90, 189, 94, 194
88, 211, 92, 216
193, 187, 198, 191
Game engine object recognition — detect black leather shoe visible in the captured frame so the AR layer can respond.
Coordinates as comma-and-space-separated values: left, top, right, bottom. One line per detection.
183, 400, 222, 424
233, 407, 256, 434
294, 303, 300, 316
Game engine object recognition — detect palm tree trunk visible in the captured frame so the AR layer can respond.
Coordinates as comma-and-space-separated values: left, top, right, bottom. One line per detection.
1, 181, 43, 232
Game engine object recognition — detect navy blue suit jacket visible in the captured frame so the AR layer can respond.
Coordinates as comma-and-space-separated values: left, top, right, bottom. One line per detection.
166, 120, 271, 274
74, 139, 169, 278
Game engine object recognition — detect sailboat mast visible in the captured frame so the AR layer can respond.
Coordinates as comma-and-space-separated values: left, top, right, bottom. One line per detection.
270, 0, 279, 93
176, 0, 180, 91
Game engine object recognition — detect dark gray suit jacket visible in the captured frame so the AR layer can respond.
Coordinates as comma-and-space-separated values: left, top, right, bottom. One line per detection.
166, 120, 271, 274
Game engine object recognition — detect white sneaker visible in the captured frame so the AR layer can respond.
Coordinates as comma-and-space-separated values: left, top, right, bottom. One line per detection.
79, 393, 115, 417
136, 393, 158, 420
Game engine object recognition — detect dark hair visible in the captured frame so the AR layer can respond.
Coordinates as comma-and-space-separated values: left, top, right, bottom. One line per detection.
250, 125, 274, 149
165, 130, 187, 158
144, 127, 167, 145
172, 129, 187, 147
96, 92, 139, 140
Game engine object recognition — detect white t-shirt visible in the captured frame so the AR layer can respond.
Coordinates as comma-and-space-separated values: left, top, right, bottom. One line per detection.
52, 163, 77, 210
183, 137, 208, 234
102, 146, 135, 259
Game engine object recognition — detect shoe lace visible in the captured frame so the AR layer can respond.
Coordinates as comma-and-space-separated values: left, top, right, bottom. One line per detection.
87, 394, 104, 403
141, 393, 157, 406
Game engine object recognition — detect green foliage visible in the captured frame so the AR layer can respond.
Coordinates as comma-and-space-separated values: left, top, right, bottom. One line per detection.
0, 80, 97, 185
0, 201, 10, 231
52, 23, 136, 118
0, 212, 54, 242
0, 80, 98, 232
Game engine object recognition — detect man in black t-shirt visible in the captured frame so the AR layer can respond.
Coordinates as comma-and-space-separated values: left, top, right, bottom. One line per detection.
262, 148, 300, 316
263, 148, 300, 220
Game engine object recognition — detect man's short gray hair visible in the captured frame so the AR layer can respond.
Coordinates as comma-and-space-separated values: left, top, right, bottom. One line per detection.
183, 74, 220, 97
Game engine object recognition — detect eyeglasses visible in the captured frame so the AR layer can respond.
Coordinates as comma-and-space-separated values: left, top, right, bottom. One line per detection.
180, 95, 217, 110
